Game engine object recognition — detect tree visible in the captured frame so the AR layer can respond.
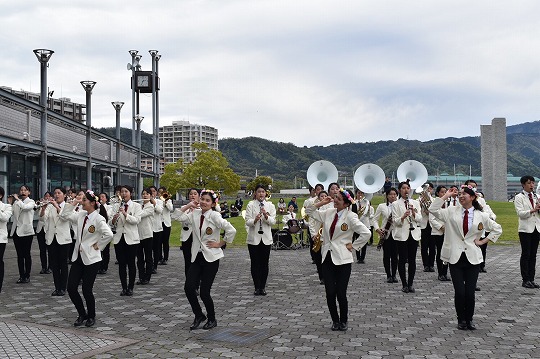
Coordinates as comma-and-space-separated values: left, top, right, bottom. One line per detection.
246, 176, 273, 192
161, 143, 241, 195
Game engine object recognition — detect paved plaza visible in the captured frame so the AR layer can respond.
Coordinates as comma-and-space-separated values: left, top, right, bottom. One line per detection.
0, 242, 539, 358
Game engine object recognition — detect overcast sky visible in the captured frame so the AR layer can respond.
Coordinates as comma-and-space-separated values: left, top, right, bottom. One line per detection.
2, 1, 540, 147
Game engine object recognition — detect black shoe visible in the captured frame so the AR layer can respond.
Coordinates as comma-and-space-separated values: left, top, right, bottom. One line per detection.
16, 277, 24, 284
338, 322, 348, 331
74, 316, 87, 327
40, 268, 47, 274
190, 315, 207, 330
126, 289, 133, 296
152, 268, 157, 274
331, 322, 340, 331
51, 290, 59, 296
260, 288, 267, 296
136, 280, 145, 285
23, 277, 30, 283
120, 289, 127, 296
523, 281, 535, 289
429, 266, 435, 272
479, 267, 487, 273
408, 286, 415, 293
457, 320, 467, 330
531, 281, 540, 288
319, 279, 324, 285
387, 277, 393, 283
97, 269, 107, 275
57, 290, 66, 296
254, 289, 260, 296
357, 259, 364, 264
202, 319, 217, 330
392, 276, 398, 283
162, 260, 168, 265
402, 286, 409, 293
85, 317, 96, 327
195, 289, 200, 296
423, 266, 430, 272
466, 320, 476, 330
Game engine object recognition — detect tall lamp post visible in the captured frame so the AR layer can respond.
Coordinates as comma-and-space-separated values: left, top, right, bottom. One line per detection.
81, 81, 96, 190
33, 49, 54, 196
135, 115, 144, 196
128, 50, 141, 146
112, 101, 124, 187
149, 50, 159, 187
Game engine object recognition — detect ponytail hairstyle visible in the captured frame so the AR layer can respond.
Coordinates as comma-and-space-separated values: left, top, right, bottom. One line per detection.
84, 190, 109, 221
434, 185, 447, 198
338, 188, 354, 206
397, 179, 411, 198
461, 185, 483, 211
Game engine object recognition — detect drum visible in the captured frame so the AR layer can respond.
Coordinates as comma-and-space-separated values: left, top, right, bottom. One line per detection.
287, 219, 301, 234
273, 230, 292, 249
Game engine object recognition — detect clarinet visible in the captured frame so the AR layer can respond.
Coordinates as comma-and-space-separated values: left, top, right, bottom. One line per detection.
258, 201, 264, 234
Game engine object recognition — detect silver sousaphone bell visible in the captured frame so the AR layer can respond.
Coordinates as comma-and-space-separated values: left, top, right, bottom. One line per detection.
306, 160, 339, 189
396, 160, 428, 190
353, 163, 386, 195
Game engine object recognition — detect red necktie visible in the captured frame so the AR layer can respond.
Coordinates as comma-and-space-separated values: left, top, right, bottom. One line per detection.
329, 213, 338, 239
463, 210, 468, 236
199, 214, 204, 231
529, 193, 534, 208
453, 198, 456, 206
124, 204, 129, 212
291, 213, 294, 219
81, 215, 88, 240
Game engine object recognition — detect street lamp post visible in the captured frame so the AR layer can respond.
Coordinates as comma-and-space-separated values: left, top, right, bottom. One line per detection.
81, 81, 96, 190
135, 115, 144, 195
154, 53, 161, 187
33, 49, 54, 196
128, 50, 141, 146
149, 50, 159, 187
112, 101, 124, 187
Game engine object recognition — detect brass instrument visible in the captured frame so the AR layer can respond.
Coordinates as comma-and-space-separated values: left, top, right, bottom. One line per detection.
110, 195, 124, 231
34, 199, 52, 210
417, 183, 432, 213
404, 199, 415, 230
377, 210, 393, 250
160, 191, 170, 201
312, 224, 323, 252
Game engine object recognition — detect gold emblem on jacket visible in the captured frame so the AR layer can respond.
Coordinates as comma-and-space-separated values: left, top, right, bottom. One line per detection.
341, 223, 348, 231
205, 227, 213, 235
88, 225, 95, 233
477, 222, 484, 231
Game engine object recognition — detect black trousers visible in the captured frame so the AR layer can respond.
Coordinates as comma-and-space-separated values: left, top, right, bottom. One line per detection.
0, 243, 5, 292
396, 235, 418, 287
67, 256, 100, 319
433, 234, 448, 276
152, 231, 163, 269
13, 232, 33, 279
162, 224, 171, 261
114, 236, 138, 291
449, 253, 480, 322
69, 229, 75, 263
37, 229, 48, 270
181, 236, 194, 276
247, 242, 271, 290
48, 238, 69, 291
100, 243, 111, 271
137, 237, 154, 281
322, 253, 351, 324
519, 229, 540, 282
382, 235, 398, 278
420, 224, 435, 268
184, 252, 219, 321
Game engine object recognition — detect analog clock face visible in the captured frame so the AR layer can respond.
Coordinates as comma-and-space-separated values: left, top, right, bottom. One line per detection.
137, 75, 149, 87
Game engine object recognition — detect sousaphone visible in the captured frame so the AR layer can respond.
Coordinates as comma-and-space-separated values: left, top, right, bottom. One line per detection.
396, 160, 428, 191
307, 160, 339, 190
354, 163, 385, 194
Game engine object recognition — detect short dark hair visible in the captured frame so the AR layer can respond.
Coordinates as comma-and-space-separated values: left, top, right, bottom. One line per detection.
520, 175, 535, 184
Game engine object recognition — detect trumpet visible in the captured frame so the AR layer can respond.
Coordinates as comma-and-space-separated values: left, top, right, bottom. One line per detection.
404, 199, 415, 230
417, 183, 432, 213
160, 191, 170, 201
312, 224, 323, 252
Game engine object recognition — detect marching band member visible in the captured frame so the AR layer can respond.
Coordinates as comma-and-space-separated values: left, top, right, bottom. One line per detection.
176, 189, 236, 330
0, 186, 13, 293
245, 184, 276, 296
97, 192, 112, 275
41, 187, 71, 296
514, 175, 540, 289
307, 188, 371, 331
137, 188, 155, 285
67, 189, 80, 264
419, 182, 435, 273
36, 191, 53, 274
8, 185, 35, 284
307, 189, 328, 284
352, 189, 373, 264
429, 185, 501, 330
64, 190, 113, 327
111, 185, 142, 296
429, 185, 450, 281
373, 188, 399, 283
159, 186, 174, 265
392, 179, 422, 293
446, 185, 459, 207
149, 186, 164, 273
282, 204, 297, 230
175, 188, 201, 278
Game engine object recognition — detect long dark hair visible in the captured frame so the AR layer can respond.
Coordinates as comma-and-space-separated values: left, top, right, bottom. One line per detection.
385, 187, 398, 205
397, 179, 411, 198
84, 191, 109, 221
461, 186, 483, 211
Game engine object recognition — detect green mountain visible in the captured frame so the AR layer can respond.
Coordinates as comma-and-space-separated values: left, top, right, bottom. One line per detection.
219, 121, 540, 182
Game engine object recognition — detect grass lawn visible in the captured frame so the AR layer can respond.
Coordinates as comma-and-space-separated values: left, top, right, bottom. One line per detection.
170, 196, 521, 248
